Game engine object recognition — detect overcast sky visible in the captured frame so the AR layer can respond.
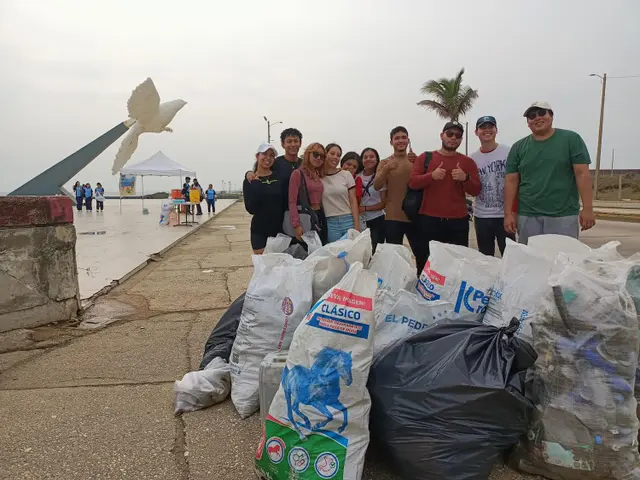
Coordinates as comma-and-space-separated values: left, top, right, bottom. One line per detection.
1, 0, 639, 194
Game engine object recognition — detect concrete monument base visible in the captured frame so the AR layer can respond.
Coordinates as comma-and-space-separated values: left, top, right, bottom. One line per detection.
0, 197, 80, 332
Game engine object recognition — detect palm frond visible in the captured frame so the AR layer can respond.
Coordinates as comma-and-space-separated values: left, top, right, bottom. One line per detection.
416, 99, 451, 119
455, 86, 479, 117
420, 80, 446, 97
452, 68, 465, 96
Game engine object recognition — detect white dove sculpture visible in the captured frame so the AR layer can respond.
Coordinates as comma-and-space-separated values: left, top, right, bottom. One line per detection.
111, 78, 187, 174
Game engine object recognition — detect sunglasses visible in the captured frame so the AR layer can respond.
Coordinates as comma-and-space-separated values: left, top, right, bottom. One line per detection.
311, 151, 325, 160
444, 130, 463, 139
526, 108, 549, 120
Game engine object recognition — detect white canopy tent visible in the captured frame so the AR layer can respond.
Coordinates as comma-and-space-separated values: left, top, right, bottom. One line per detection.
119, 151, 197, 212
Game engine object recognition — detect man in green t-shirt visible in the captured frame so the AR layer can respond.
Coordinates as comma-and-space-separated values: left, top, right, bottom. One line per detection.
504, 101, 595, 244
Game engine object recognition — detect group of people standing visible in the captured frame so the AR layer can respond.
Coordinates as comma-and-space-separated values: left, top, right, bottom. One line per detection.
181, 177, 217, 215
242, 129, 389, 254
242, 100, 596, 272
74, 181, 105, 212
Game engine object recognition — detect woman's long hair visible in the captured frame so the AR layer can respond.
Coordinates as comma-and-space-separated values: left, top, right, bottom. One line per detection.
301, 143, 326, 178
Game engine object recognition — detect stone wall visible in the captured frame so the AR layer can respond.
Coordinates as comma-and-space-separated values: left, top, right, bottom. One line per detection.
0, 196, 80, 332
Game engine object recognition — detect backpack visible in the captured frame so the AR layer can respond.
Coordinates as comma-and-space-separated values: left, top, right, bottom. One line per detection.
401, 152, 432, 221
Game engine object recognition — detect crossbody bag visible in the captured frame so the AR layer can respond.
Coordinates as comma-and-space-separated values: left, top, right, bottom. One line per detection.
282, 170, 320, 237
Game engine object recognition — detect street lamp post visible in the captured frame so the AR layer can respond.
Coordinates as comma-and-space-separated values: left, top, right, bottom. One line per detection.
464, 121, 469, 155
263, 116, 283, 143
589, 73, 607, 200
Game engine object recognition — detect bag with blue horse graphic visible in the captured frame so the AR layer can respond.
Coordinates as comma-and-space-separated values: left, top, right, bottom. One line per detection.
255, 262, 378, 480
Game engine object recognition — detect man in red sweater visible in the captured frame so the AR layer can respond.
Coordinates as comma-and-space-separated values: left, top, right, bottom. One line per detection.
408, 121, 481, 274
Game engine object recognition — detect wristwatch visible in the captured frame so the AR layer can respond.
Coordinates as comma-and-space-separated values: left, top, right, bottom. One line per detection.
463, 172, 470, 182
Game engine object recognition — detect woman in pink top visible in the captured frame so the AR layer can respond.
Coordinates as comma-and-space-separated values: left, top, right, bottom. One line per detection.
288, 143, 327, 243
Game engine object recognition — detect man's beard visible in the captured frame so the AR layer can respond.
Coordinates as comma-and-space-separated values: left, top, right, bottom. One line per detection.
441, 141, 458, 152
394, 146, 407, 154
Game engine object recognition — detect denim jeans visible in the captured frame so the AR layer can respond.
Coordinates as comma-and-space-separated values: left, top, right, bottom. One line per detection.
326, 214, 354, 243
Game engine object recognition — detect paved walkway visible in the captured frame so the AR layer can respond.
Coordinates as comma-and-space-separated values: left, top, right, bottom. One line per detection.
0, 202, 539, 479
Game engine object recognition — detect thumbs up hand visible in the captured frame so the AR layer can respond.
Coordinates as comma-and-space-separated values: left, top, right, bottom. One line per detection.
407, 140, 417, 163
431, 161, 447, 180
451, 162, 467, 182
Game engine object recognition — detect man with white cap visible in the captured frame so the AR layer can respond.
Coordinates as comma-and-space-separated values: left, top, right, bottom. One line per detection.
242, 142, 284, 254
504, 102, 595, 244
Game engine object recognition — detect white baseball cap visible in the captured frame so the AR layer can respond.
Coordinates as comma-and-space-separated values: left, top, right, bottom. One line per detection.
523, 101, 553, 117
256, 142, 278, 155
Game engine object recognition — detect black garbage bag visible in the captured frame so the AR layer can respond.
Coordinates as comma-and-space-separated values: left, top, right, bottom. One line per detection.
199, 292, 245, 369
368, 318, 537, 480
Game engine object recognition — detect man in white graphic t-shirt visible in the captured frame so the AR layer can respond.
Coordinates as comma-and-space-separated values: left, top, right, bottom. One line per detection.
470, 116, 515, 256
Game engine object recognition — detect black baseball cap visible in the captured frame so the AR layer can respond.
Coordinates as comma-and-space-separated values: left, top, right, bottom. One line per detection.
442, 121, 464, 133
476, 116, 497, 129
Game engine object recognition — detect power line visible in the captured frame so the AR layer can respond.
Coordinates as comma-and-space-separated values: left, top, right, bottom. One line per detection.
609, 75, 640, 79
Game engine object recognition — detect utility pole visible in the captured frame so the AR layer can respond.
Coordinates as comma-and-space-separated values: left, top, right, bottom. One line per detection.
464, 121, 469, 155
263, 116, 282, 143
611, 148, 615, 177
590, 73, 607, 200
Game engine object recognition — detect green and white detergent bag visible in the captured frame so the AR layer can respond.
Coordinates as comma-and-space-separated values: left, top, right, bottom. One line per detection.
255, 262, 378, 480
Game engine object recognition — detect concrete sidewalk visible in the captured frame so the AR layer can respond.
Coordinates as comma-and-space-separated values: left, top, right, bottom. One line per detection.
0, 202, 538, 479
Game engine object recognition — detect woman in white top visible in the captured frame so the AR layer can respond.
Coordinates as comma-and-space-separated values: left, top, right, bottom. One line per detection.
357, 147, 387, 253
321, 143, 360, 243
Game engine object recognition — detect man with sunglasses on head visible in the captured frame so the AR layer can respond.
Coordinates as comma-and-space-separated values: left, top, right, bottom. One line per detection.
504, 102, 595, 244
409, 121, 481, 274
470, 116, 515, 256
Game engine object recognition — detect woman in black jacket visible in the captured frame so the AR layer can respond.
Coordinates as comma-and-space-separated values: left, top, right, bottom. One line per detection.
243, 142, 284, 254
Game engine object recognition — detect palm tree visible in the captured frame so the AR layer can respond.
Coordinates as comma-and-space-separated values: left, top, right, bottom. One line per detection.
417, 68, 478, 121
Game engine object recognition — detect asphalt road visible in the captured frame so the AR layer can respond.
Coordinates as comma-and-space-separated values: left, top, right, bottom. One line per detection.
579, 219, 640, 256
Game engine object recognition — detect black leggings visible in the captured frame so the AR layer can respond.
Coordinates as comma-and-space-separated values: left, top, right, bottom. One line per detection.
365, 214, 386, 253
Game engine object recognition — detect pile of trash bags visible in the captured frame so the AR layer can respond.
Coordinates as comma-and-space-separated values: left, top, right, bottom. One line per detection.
510, 253, 640, 480
173, 231, 640, 480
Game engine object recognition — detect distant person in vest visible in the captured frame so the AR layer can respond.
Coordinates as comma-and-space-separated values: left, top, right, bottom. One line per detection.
206, 184, 216, 214
74, 181, 84, 211
95, 182, 105, 212
192, 179, 204, 216
504, 102, 595, 244
83, 183, 94, 211
182, 176, 191, 215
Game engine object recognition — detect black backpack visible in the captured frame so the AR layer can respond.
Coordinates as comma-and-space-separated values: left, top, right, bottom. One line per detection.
401, 151, 432, 221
